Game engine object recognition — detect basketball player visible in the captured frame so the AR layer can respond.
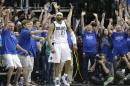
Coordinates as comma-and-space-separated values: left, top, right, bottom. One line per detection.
48, 11, 76, 86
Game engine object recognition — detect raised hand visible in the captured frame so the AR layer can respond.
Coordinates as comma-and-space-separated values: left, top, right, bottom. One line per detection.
109, 18, 113, 23
102, 12, 105, 18
2, 9, 10, 16
98, 60, 104, 65
81, 11, 86, 16
44, 2, 50, 11
69, 3, 74, 9
93, 13, 98, 18
115, 10, 118, 16
52, 2, 60, 9
72, 44, 78, 52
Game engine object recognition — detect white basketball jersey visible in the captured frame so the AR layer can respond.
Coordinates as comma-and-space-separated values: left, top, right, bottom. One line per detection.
51, 20, 68, 43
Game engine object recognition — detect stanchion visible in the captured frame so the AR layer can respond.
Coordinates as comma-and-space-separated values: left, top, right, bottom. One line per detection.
73, 51, 83, 81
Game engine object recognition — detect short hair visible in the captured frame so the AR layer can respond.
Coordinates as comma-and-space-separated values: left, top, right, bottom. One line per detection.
22, 20, 32, 25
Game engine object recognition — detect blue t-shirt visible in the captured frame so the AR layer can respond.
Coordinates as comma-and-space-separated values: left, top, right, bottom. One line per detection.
101, 36, 113, 61
82, 31, 97, 54
101, 36, 110, 54
30, 38, 37, 57
0, 33, 2, 55
127, 36, 130, 52
112, 32, 128, 56
30, 27, 38, 57
128, 0, 130, 6
18, 28, 32, 56
1, 28, 18, 54
67, 32, 73, 49
112, 32, 127, 49
41, 32, 48, 37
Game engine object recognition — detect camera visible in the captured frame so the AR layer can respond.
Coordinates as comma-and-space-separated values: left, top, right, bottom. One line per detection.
96, 55, 102, 61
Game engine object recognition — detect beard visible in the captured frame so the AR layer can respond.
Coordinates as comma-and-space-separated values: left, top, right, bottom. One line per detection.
56, 17, 63, 22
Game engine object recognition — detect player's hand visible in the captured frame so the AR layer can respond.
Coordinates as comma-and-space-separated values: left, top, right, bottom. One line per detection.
41, 8, 44, 13
127, 63, 130, 70
115, 10, 118, 16
93, 13, 98, 18
24, 50, 29, 55
81, 11, 86, 16
40, 37, 45, 42
69, 3, 74, 9
2, 9, 10, 16
44, 2, 50, 11
52, 2, 60, 9
122, 56, 127, 61
102, 12, 105, 18
51, 46, 56, 53
127, 52, 130, 60
109, 18, 113, 23
90, 65, 95, 72
72, 44, 77, 52
98, 60, 104, 64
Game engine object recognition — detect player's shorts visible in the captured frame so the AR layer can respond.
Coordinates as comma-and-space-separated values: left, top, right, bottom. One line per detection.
19, 55, 34, 71
48, 43, 71, 63
3, 54, 22, 69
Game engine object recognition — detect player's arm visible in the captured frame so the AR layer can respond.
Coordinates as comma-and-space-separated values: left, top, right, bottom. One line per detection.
67, 3, 74, 27
30, 30, 45, 35
66, 22, 77, 51
107, 18, 113, 30
81, 11, 86, 32
39, 9, 44, 22
101, 12, 105, 28
32, 35, 45, 41
2, 9, 10, 28
41, 6, 48, 29
48, 23, 55, 48
93, 13, 100, 27
52, 2, 60, 14
16, 44, 28, 55
119, 3, 123, 19
122, 56, 130, 70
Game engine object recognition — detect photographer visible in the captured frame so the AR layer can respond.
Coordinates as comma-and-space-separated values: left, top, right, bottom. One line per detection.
90, 54, 114, 86
114, 52, 130, 85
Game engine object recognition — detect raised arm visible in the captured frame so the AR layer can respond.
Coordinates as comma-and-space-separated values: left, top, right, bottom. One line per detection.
122, 56, 130, 70
2, 9, 10, 27
48, 23, 55, 48
101, 12, 105, 27
93, 13, 100, 26
81, 11, 86, 32
67, 3, 74, 26
115, 10, 119, 21
41, 9, 48, 29
52, 2, 60, 14
107, 18, 113, 30
122, 18, 129, 30
16, 44, 28, 55
119, 3, 123, 19
65, 21, 77, 51
32, 35, 45, 41
30, 30, 45, 35
39, 9, 44, 22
